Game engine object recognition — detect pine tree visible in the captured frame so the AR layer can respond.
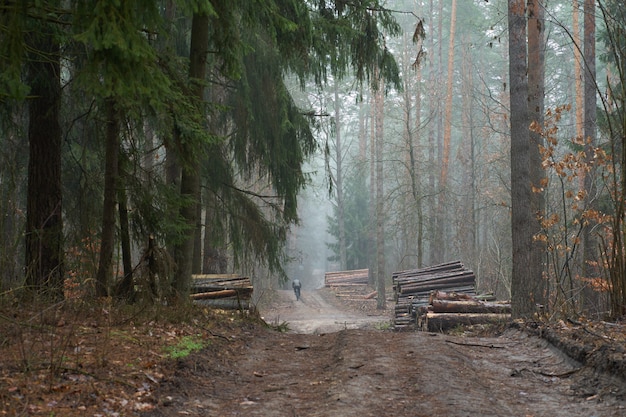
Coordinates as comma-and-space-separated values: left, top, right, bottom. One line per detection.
24, 0, 64, 300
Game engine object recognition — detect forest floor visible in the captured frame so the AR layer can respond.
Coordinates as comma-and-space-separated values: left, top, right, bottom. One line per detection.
1, 287, 626, 416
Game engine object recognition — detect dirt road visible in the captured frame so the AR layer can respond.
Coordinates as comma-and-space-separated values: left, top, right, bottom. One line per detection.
260, 288, 389, 333
144, 289, 626, 416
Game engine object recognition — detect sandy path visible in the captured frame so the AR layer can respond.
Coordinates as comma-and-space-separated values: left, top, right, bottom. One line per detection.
260, 288, 390, 333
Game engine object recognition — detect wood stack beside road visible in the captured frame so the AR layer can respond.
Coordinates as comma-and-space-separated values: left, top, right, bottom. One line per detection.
392, 261, 512, 330
419, 290, 511, 332
392, 261, 476, 328
190, 274, 253, 310
392, 261, 476, 329
324, 268, 369, 286
324, 269, 374, 300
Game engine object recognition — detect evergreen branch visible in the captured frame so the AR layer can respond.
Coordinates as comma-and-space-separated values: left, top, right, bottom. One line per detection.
211, 182, 285, 210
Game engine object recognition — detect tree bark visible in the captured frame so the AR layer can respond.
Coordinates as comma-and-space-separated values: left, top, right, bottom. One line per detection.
427, 0, 438, 266
96, 98, 120, 297
115, 158, 134, 300
192, 187, 203, 274
368, 91, 376, 288
460, 45, 477, 271
190, 288, 252, 300
431, 299, 511, 314
425, 312, 510, 332
572, 0, 584, 144
581, 0, 597, 308
434, 0, 457, 264
334, 82, 348, 270
375, 76, 386, 310
508, 0, 534, 318
414, 52, 424, 269
528, 0, 546, 308
25, 9, 64, 300
172, 12, 209, 299
202, 192, 227, 274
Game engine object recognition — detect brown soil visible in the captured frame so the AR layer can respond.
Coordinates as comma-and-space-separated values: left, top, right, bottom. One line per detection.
1, 288, 625, 416
144, 288, 626, 417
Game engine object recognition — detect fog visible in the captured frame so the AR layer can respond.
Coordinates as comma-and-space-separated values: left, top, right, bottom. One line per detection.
284, 158, 336, 290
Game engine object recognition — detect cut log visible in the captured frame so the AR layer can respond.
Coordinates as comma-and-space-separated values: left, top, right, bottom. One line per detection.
429, 290, 475, 303
399, 278, 475, 294
195, 298, 249, 310
191, 275, 250, 289
431, 300, 511, 314
424, 312, 510, 332
392, 261, 482, 327
474, 293, 497, 302
392, 260, 464, 279
325, 269, 369, 286
363, 290, 378, 299
192, 274, 242, 280
191, 289, 239, 300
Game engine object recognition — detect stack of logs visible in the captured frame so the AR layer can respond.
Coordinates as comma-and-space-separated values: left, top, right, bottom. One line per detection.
418, 290, 511, 332
324, 269, 377, 300
393, 261, 476, 328
392, 261, 511, 330
190, 274, 253, 310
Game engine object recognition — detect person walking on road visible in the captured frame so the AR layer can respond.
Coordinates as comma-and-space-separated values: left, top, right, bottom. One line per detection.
292, 279, 301, 301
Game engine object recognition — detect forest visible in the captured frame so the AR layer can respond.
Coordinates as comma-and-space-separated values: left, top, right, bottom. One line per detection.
1, 0, 626, 322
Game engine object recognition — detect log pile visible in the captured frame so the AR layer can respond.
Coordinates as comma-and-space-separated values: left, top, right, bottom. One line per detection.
324, 269, 369, 286
190, 274, 253, 310
324, 269, 372, 300
392, 261, 476, 328
419, 290, 511, 332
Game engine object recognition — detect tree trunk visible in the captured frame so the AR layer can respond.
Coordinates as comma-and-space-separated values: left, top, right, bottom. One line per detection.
434, 0, 457, 265
172, 12, 209, 299
334, 82, 348, 270
202, 189, 228, 274
572, 0, 585, 296
424, 312, 510, 332
582, 0, 597, 309
375, 76, 386, 310
572, 0, 584, 144
400, 33, 414, 271
192, 188, 203, 274
508, 0, 534, 318
25, 10, 64, 300
414, 48, 424, 269
358, 87, 367, 164
115, 157, 134, 300
528, 0, 546, 308
460, 45, 476, 270
431, 299, 511, 314
368, 91, 376, 288
426, 0, 437, 266
96, 98, 120, 297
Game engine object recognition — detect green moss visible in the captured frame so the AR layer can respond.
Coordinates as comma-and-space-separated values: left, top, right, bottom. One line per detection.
165, 335, 205, 359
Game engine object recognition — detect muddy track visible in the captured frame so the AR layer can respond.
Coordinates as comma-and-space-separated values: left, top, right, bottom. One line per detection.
143, 289, 626, 417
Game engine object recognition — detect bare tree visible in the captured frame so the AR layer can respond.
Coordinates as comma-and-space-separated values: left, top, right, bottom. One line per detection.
433, 0, 457, 264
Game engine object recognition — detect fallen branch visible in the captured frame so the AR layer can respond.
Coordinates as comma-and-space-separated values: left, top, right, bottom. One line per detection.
445, 340, 506, 349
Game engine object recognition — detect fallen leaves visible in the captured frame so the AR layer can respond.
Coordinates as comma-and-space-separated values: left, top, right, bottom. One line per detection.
0, 302, 243, 416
